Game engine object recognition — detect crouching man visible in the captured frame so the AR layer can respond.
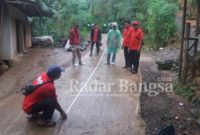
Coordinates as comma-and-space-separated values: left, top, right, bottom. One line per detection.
22, 64, 67, 127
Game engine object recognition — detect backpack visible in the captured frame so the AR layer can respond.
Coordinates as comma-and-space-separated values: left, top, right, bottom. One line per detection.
21, 81, 52, 96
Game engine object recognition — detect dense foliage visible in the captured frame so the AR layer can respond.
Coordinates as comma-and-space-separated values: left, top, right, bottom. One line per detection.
32, 0, 179, 48
146, 0, 178, 48
32, 0, 90, 42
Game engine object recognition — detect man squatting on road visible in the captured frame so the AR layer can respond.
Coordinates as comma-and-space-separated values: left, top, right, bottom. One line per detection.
23, 65, 67, 127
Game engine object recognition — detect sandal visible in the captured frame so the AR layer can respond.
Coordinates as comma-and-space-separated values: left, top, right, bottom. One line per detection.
37, 119, 56, 127
27, 113, 42, 122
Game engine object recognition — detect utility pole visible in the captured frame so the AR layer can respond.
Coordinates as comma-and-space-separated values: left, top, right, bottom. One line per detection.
178, 0, 187, 82
195, 0, 200, 36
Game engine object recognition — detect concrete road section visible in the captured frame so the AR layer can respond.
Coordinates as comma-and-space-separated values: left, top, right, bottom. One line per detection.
0, 36, 145, 135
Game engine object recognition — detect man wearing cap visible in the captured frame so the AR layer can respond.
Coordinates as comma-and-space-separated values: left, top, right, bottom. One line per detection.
129, 21, 144, 74
122, 20, 133, 68
90, 23, 102, 56
22, 65, 67, 127
69, 23, 84, 66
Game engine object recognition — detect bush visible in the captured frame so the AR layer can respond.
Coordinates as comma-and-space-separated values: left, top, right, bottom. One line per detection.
173, 82, 195, 101
146, 0, 178, 49
80, 27, 89, 41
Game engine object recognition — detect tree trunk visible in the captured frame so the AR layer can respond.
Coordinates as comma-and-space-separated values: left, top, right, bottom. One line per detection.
195, 0, 200, 36
179, 0, 187, 82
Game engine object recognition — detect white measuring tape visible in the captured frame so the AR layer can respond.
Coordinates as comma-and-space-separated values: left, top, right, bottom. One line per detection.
66, 47, 106, 113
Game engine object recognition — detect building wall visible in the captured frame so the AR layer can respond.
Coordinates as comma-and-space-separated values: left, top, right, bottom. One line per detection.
0, 4, 32, 60
25, 23, 32, 48
0, 11, 13, 60
18, 21, 25, 53
11, 18, 17, 58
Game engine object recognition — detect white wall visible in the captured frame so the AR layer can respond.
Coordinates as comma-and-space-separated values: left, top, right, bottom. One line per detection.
0, 4, 32, 60
0, 12, 13, 60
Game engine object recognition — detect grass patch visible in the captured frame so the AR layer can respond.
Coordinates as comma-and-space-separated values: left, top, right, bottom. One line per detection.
173, 82, 195, 101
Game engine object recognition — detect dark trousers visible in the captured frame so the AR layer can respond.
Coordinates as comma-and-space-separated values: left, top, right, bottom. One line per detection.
124, 47, 130, 67
28, 98, 57, 120
107, 53, 116, 63
130, 50, 141, 71
90, 41, 100, 55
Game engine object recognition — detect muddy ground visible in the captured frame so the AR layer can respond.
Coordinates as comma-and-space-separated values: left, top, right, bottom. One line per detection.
0, 46, 89, 99
140, 48, 200, 135
0, 38, 145, 135
1, 42, 200, 134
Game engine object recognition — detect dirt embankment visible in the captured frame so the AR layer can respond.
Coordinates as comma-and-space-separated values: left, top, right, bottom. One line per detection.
140, 48, 200, 135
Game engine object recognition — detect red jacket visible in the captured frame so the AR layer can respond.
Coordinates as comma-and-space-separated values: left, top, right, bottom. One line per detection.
23, 73, 56, 113
129, 28, 144, 51
122, 26, 133, 47
91, 27, 102, 42
69, 27, 80, 45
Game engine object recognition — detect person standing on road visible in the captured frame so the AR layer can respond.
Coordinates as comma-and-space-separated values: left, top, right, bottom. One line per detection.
22, 64, 67, 127
122, 20, 133, 68
69, 23, 84, 67
129, 21, 144, 74
90, 23, 102, 56
105, 22, 122, 65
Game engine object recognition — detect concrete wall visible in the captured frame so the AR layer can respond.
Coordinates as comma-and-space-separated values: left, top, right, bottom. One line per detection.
25, 23, 32, 48
18, 21, 25, 53
11, 18, 17, 58
0, 4, 32, 60
0, 9, 13, 60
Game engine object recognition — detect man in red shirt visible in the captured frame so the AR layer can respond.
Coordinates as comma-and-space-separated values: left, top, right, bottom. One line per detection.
23, 64, 67, 127
90, 23, 102, 56
129, 21, 144, 74
69, 23, 84, 66
122, 20, 133, 68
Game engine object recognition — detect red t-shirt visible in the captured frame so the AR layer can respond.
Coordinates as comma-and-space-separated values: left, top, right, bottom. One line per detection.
93, 28, 99, 42
122, 26, 133, 47
129, 28, 144, 51
22, 73, 57, 113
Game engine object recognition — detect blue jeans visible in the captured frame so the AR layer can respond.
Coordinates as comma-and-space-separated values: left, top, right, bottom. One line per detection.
107, 53, 116, 63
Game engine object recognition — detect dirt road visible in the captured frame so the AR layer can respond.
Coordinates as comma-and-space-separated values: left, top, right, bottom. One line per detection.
0, 36, 145, 135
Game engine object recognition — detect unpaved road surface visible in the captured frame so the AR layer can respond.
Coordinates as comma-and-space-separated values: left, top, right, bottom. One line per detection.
140, 49, 200, 135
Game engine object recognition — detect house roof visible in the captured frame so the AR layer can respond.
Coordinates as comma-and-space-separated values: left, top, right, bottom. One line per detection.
4, 0, 53, 17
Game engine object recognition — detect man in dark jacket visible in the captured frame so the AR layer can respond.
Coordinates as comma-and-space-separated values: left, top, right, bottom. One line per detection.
90, 23, 102, 56
23, 64, 67, 127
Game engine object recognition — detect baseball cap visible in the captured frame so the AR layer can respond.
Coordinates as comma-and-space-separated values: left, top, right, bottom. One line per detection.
47, 64, 64, 79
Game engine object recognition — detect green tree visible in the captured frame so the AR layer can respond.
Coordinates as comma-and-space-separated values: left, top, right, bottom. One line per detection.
32, 0, 90, 42
146, 0, 178, 48
32, 0, 179, 48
